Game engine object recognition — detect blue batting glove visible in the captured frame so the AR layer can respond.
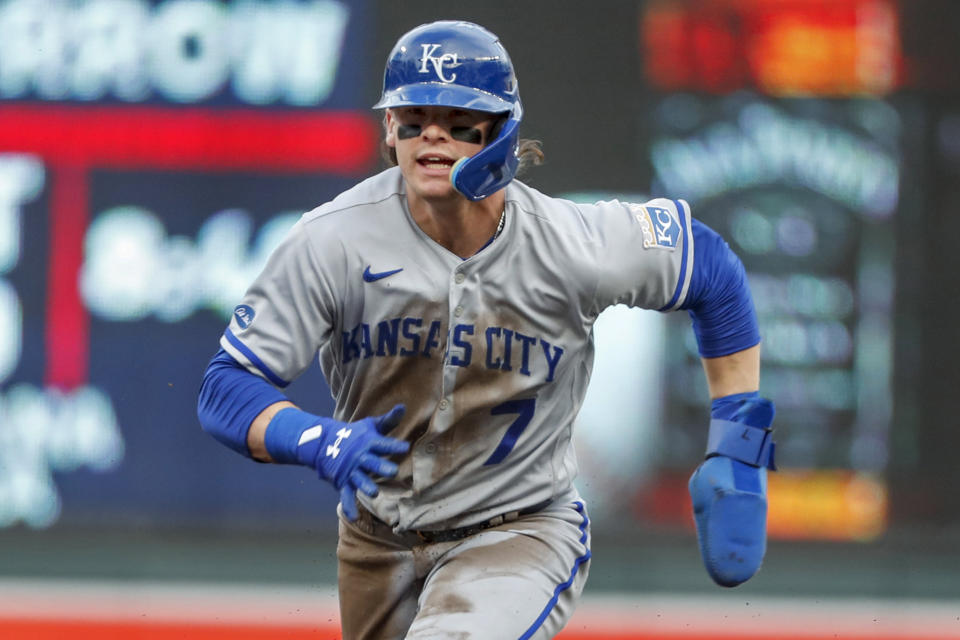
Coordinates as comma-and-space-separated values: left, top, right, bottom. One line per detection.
689, 392, 776, 587
264, 404, 410, 521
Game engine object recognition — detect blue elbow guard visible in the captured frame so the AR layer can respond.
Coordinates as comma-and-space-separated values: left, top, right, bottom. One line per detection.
688, 392, 776, 587
682, 219, 760, 358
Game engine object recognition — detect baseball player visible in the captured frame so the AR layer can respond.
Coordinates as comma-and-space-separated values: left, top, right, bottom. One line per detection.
197, 20, 776, 639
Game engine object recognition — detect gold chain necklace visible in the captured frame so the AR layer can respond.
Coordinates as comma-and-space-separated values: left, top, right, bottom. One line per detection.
494, 208, 505, 238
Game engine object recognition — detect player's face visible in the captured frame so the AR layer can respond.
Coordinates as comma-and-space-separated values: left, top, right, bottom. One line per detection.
385, 106, 498, 202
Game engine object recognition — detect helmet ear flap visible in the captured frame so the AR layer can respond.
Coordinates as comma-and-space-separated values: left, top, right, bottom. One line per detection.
450, 102, 522, 201
486, 114, 509, 145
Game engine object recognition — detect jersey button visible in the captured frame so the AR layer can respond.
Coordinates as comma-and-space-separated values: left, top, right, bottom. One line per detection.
454, 273, 465, 284
438, 399, 449, 410
453, 305, 463, 317
424, 443, 437, 454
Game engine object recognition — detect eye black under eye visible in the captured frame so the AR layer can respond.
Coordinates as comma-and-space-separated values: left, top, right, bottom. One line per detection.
451, 127, 483, 144
396, 123, 483, 143
397, 124, 421, 139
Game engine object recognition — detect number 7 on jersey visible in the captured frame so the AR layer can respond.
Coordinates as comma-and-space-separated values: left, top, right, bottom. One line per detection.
482, 398, 536, 466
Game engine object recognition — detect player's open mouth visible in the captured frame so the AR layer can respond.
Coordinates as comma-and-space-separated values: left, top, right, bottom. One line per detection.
417, 155, 455, 169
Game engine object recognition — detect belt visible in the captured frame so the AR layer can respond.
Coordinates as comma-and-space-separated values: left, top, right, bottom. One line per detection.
412, 498, 553, 544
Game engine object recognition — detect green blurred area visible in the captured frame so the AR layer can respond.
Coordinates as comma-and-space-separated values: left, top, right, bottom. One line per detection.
3, 525, 959, 601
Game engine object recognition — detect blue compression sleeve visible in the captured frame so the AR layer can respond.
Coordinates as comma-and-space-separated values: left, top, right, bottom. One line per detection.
197, 348, 288, 457
681, 219, 761, 357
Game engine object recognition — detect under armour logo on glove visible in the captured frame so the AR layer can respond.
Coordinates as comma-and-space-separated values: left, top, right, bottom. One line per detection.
327, 427, 352, 459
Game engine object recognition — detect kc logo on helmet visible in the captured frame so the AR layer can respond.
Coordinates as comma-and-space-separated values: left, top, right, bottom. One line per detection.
419, 44, 459, 83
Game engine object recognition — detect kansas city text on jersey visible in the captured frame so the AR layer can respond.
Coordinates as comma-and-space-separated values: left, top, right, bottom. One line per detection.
341, 317, 566, 383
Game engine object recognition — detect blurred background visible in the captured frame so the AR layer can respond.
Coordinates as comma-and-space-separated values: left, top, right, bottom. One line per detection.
1, 0, 959, 637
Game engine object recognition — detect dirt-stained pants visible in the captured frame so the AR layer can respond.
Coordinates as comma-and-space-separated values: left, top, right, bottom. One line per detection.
337, 491, 591, 640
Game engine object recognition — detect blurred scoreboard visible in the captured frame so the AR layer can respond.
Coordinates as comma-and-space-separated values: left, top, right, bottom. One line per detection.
0, 0, 373, 530
637, 0, 907, 540
642, 0, 901, 96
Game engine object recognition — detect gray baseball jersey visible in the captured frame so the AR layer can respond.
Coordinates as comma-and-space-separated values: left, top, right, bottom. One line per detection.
220, 166, 692, 533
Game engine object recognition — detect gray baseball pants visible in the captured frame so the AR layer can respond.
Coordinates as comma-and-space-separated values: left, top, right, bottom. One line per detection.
336, 490, 591, 639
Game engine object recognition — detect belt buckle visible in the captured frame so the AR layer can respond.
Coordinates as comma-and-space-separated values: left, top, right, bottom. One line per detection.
497, 510, 521, 525
414, 504, 541, 544
415, 526, 473, 544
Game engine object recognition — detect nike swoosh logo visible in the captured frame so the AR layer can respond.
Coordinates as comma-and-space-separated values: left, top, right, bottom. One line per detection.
363, 266, 404, 282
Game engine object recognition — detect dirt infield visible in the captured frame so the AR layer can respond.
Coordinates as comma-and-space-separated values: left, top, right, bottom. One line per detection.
0, 579, 956, 639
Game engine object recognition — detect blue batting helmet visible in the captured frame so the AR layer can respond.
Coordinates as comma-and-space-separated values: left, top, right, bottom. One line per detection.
373, 20, 523, 201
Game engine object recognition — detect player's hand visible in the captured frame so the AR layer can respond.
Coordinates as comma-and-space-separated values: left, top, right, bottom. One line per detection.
265, 404, 410, 521
688, 393, 775, 587
294, 405, 410, 521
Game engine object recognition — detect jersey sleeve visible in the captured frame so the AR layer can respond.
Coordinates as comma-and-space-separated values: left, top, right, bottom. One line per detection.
590, 197, 695, 313
219, 217, 338, 387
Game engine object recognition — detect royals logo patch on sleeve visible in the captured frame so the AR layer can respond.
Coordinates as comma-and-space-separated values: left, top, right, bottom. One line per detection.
233, 304, 255, 329
629, 203, 681, 250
